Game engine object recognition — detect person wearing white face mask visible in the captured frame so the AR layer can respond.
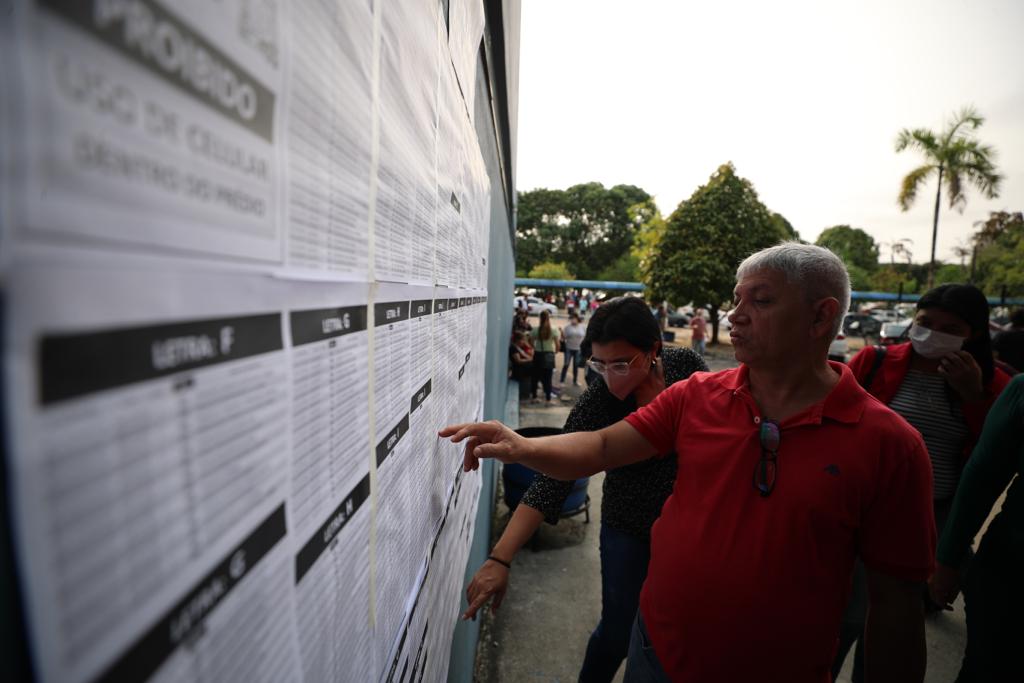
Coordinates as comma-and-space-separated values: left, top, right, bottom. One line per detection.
461, 297, 706, 683
833, 283, 1012, 683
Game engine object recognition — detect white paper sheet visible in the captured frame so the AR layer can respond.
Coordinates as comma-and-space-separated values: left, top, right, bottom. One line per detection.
373, 282, 434, 671
286, 282, 375, 682
447, 0, 486, 124
4, 262, 301, 683
5, 0, 285, 264
374, 0, 440, 285
282, 0, 373, 279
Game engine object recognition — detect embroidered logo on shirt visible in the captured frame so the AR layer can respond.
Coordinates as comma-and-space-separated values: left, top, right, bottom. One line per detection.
823, 464, 841, 477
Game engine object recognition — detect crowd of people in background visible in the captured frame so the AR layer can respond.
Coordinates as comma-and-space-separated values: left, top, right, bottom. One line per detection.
510, 295, 601, 405
492, 255, 1024, 682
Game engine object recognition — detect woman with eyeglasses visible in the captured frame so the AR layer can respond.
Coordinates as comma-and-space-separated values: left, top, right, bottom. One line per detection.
832, 283, 1011, 683
463, 297, 707, 683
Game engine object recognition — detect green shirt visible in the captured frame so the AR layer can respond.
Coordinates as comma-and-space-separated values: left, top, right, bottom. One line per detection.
531, 327, 558, 353
937, 374, 1024, 566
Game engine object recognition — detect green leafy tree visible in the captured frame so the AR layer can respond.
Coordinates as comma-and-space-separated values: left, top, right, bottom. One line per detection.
515, 183, 653, 280
770, 212, 800, 242
815, 225, 880, 272
972, 211, 1024, 297
934, 263, 965, 286
644, 163, 781, 344
631, 200, 668, 284
596, 252, 640, 282
846, 264, 873, 292
527, 261, 574, 280
896, 106, 1003, 288
869, 266, 919, 295
514, 188, 565, 277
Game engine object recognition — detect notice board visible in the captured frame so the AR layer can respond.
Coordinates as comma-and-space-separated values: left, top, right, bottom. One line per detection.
0, 1, 492, 681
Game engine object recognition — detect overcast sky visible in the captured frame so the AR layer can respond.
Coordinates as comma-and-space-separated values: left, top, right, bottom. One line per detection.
515, 0, 1024, 264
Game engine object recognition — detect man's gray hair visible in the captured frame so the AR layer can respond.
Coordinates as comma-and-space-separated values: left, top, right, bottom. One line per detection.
736, 242, 851, 339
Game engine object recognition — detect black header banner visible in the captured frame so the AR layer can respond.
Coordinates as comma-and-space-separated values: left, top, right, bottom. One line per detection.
433, 299, 447, 314
448, 298, 459, 310
374, 301, 409, 326
410, 379, 432, 414
40, 0, 276, 142
95, 504, 287, 683
410, 299, 432, 319
295, 474, 371, 584
39, 313, 282, 405
376, 413, 410, 467
290, 306, 367, 347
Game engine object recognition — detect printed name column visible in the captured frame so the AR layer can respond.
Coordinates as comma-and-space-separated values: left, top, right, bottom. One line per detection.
372, 292, 415, 670
28, 310, 297, 683
288, 299, 374, 682
284, 0, 373, 277
406, 297, 439, 548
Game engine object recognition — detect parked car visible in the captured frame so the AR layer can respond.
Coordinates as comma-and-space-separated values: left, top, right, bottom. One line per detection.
666, 307, 691, 327
828, 331, 849, 362
869, 309, 903, 323
880, 321, 911, 345
525, 296, 557, 316
842, 314, 882, 338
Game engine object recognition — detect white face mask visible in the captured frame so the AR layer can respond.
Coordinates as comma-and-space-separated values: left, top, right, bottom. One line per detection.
908, 323, 965, 359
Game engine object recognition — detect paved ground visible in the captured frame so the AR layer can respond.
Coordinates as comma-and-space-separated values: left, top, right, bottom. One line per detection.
473, 313, 970, 682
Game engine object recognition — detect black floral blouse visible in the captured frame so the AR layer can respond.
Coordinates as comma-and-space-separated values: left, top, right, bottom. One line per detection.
520, 346, 708, 540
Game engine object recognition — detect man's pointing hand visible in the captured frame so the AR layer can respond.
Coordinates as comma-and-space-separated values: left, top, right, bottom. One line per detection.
439, 420, 529, 472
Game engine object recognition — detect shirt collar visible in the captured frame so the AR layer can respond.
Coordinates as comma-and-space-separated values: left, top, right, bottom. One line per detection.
722, 361, 866, 426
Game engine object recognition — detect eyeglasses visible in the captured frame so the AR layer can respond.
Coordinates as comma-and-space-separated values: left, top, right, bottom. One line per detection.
753, 419, 780, 497
587, 352, 644, 376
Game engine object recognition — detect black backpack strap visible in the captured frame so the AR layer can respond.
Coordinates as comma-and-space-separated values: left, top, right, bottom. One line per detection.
860, 345, 887, 390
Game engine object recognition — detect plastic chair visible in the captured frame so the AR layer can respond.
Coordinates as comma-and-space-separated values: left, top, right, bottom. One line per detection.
502, 427, 590, 523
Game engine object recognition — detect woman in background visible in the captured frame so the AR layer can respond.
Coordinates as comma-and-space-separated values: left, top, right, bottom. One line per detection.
560, 313, 586, 386
530, 310, 560, 404
510, 331, 534, 401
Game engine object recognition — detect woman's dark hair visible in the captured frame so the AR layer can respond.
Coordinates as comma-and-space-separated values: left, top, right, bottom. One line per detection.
916, 284, 994, 385
538, 310, 552, 340
584, 297, 661, 352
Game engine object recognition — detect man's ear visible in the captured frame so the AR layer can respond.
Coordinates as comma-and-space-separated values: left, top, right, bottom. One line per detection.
812, 298, 842, 339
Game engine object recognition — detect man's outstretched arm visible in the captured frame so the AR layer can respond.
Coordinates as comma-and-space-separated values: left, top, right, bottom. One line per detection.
439, 419, 657, 480
864, 569, 926, 683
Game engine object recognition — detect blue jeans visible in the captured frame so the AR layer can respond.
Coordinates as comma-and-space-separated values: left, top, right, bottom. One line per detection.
691, 338, 706, 357
623, 612, 671, 682
561, 348, 581, 383
578, 525, 650, 683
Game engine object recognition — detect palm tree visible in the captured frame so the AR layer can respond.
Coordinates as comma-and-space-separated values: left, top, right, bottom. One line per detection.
895, 106, 1002, 288
885, 238, 913, 266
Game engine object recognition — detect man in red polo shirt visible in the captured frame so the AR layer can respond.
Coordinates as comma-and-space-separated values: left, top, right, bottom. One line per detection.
442, 243, 935, 682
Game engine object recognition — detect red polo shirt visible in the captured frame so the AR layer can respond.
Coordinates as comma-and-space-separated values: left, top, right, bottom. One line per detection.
625, 362, 935, 682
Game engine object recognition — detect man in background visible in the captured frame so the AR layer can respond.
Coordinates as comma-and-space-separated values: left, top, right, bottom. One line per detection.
992, 308, 1024, 373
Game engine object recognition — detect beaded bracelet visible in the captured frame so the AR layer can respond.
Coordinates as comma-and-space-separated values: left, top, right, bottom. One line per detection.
487, 555, 512, 569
